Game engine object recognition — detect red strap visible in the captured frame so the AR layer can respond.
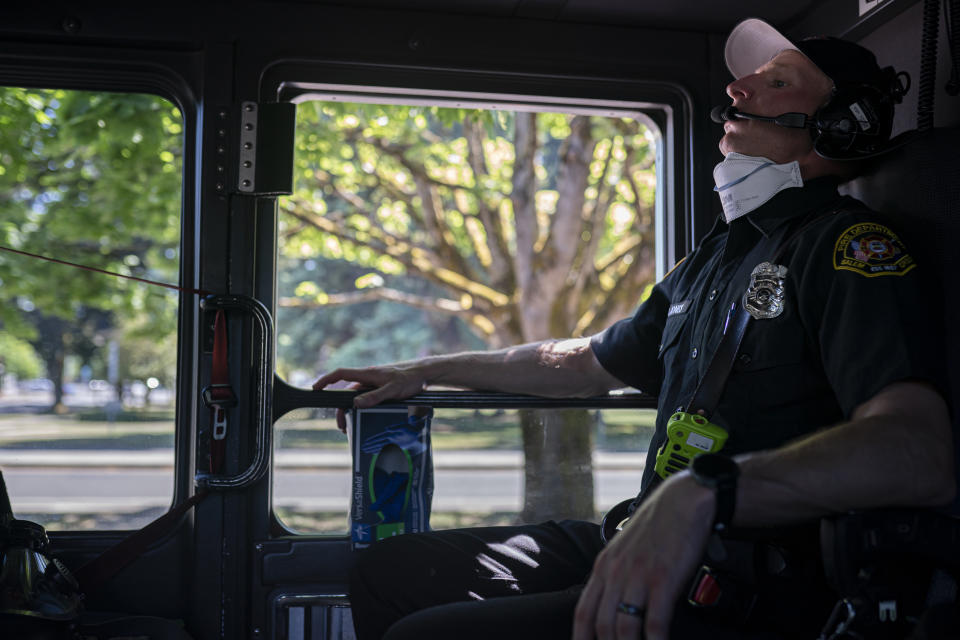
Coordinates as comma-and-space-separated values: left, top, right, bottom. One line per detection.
208, 309, 231, 473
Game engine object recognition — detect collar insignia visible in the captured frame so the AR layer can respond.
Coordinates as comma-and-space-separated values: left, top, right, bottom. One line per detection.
743, 262, 788, 319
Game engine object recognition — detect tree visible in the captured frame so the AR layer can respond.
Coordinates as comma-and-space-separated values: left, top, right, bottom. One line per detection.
0, 333, 43, 385
116, 304, 178, 407
0, 87, 182, 409
279, 102, 658, 521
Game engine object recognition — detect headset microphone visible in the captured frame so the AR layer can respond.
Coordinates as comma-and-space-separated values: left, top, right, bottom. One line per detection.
710, 105, 738, 123
710, 105, 810, 129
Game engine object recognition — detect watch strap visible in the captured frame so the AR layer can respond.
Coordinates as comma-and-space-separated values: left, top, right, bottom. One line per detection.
691, 453, 739, 532
712, 475, 737, 532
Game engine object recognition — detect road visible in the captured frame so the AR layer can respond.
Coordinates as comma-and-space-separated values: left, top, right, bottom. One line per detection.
1, 456, 646, 513
0, 392, 651, 516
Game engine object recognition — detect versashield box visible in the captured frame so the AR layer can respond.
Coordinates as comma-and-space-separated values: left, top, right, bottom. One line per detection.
347, 406, 434, 550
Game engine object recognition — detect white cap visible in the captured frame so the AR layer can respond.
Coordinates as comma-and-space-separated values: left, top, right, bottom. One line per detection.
724, 18, 798, 79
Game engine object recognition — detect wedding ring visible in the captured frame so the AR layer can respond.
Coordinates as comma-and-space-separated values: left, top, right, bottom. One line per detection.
616, 601, 644, 617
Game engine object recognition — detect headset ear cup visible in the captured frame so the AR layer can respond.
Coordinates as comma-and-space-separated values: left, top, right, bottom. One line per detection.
813, 85, 893, 159
813, 102, 856, 158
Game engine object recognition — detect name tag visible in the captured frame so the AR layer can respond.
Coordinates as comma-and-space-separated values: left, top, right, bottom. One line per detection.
667, 300, 691, 317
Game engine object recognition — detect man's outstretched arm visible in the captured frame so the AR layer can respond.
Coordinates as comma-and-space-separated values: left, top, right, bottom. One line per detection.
312, 337, 627, 409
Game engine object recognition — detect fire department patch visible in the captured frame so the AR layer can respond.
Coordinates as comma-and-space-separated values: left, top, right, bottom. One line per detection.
833, 223, 915, 277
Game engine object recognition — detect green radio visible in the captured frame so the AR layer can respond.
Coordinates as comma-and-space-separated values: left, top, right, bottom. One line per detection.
653, 412, 729, 479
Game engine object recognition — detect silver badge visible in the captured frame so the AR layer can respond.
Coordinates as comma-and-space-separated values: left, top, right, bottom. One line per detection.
743, 262, 788, 319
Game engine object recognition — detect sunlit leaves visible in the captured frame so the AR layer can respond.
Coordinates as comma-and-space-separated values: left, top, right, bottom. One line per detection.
292, 280, 330, 306
375, 255, 404, 275
539, 112, 571, 140
536, 190, 559, 215
355, 273, 384, 289
482, 137, 514, 185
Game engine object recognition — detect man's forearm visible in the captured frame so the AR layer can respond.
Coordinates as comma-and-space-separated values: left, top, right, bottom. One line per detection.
313, 336, 626, 409
417, 338, 623, 398
732, 382, 955, 527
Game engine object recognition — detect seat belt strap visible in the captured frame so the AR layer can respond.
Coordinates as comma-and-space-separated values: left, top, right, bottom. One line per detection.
202, 310, 236, 474
685, 302, 752, 416
74, 489, 209, 594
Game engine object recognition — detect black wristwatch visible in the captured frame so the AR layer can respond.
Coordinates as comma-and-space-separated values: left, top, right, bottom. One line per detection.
690, 453, 739, 532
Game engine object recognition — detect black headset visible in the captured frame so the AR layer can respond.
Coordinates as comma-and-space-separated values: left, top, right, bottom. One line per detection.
811, 69, 911, 159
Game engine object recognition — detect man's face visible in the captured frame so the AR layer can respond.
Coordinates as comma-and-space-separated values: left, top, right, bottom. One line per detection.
719, 49, 834, 163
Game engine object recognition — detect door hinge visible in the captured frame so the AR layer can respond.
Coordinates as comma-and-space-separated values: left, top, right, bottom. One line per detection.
237, 101, 296, 196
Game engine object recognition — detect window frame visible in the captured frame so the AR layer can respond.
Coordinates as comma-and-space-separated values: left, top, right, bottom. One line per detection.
261, 61, 692, 536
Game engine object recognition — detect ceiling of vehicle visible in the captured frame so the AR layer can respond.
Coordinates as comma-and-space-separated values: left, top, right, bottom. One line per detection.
282, 0, 828, 33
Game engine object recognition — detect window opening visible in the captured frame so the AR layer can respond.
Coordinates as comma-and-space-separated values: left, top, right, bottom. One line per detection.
274, 94, 662, 533
0, 87, 183, 530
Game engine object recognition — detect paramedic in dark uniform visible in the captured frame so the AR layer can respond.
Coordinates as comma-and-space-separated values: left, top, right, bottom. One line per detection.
313, 18, 955, 640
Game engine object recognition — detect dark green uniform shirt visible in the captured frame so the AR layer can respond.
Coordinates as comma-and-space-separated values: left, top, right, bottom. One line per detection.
591, 177, 943, 490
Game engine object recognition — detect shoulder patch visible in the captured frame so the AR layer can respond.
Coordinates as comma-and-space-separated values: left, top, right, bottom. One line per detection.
832, 222, 915, 277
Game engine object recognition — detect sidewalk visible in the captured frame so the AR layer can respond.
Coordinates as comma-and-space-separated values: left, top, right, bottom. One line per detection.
0, 448, 647, 471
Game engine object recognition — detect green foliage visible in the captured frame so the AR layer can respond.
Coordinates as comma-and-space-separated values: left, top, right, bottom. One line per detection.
0, 333, 44, 379
0, 86, 182, 399
0, 88, 180, 314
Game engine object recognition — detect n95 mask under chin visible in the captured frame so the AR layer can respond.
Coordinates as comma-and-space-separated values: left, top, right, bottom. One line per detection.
713, 153, 803, 223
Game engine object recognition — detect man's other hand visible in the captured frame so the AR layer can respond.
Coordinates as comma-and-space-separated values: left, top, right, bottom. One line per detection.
573, 474, 716, 640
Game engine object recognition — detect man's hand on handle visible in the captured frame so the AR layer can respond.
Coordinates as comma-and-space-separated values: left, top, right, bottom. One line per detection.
313, 365, 428, 432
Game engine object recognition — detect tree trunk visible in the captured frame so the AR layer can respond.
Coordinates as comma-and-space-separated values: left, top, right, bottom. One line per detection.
48, 342, 66, 414
519, 408, 595, 522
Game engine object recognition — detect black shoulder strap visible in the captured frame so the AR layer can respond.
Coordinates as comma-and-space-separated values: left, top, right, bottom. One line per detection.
685, 302, 751, 416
